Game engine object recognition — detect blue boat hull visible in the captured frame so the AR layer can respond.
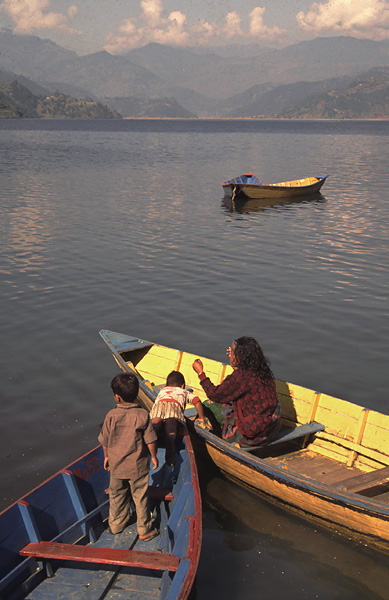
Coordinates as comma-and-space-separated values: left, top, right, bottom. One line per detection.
0, 438, 201, 599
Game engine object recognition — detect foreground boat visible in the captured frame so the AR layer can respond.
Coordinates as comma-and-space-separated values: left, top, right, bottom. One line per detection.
100, 330, 389, 553
222, 172, 328, 199
0, 437, 201, 599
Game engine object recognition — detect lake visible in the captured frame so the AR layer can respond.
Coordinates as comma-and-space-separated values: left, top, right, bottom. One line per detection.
1, 118, 388, 599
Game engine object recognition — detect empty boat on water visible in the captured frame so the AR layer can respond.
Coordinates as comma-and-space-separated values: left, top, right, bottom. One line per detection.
222, 172, 328, 199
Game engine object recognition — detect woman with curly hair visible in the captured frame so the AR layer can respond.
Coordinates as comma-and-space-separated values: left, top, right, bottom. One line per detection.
192, 336, 281, 447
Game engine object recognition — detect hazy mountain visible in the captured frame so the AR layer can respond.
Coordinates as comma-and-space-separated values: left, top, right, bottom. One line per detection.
0, 30, 205, 114
224, 67, 388, 118
0, 67, 51, 96
104, 96, 196, 118
123, 36, 389, 99
0, 30, 387, 118
123, 43, 224, 86
0, 30, 77, 80
225, 76, 355, 117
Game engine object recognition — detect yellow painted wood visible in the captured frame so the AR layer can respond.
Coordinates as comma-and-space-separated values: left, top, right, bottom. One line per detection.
362, 410, 389, 452
348, 409, 370, 467
308, 392, 322, 422
272, 177, 318, 187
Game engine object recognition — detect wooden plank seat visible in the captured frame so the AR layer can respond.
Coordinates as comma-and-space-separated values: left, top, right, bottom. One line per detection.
337, 465, 389, 496
240, 422, 325, 452
20, 541, 180, 571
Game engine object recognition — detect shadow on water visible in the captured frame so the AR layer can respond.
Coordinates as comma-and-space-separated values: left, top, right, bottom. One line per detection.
221, 192, 326, 214
194, 464, 389, 600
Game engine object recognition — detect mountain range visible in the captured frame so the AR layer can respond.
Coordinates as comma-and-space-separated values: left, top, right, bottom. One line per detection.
0, 29, 388, 118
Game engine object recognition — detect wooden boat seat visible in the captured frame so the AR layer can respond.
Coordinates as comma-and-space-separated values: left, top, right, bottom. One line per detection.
337, 465, 389, 496
240, 421, 325, 452
20, 541, 180, 571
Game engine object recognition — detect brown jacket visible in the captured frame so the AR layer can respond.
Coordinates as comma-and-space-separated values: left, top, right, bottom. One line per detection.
98, 403, 157, 479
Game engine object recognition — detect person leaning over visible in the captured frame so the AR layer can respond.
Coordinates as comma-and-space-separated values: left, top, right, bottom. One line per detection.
98, 372, 159, 540
150, 370, 207, 466
192, 336, 281, 448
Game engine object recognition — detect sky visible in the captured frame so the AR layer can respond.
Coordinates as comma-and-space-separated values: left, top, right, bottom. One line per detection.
0, 0, 388, 55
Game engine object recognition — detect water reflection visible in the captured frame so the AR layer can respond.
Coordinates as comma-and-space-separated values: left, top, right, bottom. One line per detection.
221, 192, 326, 214
200, 473, 389, 599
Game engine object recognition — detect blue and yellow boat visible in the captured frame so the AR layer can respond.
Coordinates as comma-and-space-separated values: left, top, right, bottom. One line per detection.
222, 172, 328, 199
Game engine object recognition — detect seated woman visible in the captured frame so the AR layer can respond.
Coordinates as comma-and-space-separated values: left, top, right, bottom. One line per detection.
192, 336, 281, 447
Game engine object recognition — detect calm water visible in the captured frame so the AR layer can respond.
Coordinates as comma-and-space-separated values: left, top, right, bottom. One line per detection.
1, 119, 388, 598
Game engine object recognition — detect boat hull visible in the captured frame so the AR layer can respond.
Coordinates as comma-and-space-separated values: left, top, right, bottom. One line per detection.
99, 330, 389, 553
222, 175, 328, 199
189, 425, 389, 551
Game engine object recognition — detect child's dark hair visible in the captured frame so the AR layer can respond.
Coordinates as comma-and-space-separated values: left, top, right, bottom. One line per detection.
111, 373, 139, 403
166, 370, 185, 388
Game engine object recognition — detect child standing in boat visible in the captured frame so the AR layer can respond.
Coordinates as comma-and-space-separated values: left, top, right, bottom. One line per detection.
150, 370, 207, 465
99, 372, 159, 540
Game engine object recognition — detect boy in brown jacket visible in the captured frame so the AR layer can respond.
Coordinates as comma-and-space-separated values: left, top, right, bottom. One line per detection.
99, 372, 159, 540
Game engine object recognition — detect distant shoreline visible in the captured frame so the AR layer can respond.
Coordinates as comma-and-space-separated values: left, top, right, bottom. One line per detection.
1, 116, 388, 122
121, 117, 388, 121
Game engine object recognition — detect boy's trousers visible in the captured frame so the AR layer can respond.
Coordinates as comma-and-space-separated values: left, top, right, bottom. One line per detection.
108, 471, 152, 535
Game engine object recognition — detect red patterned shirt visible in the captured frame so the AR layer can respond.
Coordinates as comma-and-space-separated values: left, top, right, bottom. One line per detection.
199, 369, 278, 439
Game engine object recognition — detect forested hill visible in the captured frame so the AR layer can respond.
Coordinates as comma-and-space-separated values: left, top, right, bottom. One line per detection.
279, 67, 389, 119
0, 81, 121, 119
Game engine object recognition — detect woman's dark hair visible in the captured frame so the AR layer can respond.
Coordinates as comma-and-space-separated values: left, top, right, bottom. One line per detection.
166, 371, 185, 388
111, 373, 139, 403
233, 336, 274, 381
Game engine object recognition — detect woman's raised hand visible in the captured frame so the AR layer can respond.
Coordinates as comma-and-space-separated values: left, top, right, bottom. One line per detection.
192, 359, 204, 375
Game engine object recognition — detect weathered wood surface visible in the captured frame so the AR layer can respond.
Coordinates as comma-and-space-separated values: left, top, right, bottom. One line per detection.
337, 465, 389, 495
20, 541, 180, 570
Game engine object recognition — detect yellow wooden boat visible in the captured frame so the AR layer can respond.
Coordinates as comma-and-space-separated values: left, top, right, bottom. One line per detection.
222, 173, 328, 199
100, 330, 389, 552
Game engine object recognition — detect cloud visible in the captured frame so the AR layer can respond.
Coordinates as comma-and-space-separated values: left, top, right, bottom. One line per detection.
104, 1, 286, 53
0, 0, 80, 34
250, 6, 287, 40
296, 0, 389, 40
